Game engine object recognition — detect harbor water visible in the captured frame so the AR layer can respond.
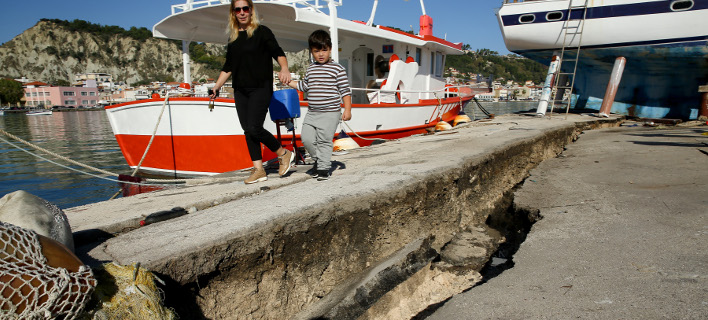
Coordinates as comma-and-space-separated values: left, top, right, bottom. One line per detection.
0, 101, 537, 209
0, 111, 129, 209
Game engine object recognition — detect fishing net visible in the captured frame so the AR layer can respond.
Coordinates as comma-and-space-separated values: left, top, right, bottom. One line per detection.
88, 262, 176, 320
0, 221, 96, 319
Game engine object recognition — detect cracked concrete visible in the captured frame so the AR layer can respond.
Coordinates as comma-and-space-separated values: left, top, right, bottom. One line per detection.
64, 113, 622, 319
426, 124, 708, 320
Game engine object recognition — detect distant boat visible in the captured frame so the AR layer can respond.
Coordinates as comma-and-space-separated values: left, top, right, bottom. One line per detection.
26, 109, 53, 116
496, 0, 708, 119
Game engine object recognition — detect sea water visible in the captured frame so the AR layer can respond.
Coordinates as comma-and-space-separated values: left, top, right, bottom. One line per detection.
0, 101, 538, 209
0, 111, 129, 209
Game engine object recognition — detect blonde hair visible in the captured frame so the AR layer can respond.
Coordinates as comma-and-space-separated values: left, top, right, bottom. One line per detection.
228, 0, 260, 41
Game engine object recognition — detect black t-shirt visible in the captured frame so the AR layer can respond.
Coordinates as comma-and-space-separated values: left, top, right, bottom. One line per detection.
221, 25, 286, 89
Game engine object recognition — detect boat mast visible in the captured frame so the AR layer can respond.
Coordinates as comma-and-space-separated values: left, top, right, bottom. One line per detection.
181, 0, 194, 84
183, 40, 192, 84
328, 0, 340, 62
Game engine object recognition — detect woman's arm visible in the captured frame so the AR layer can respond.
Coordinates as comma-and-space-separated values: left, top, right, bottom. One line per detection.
210, 71, 232, 98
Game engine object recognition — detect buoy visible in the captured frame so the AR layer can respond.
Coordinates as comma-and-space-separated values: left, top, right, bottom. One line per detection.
151, 93, 161, 99
435, 120, 452, 131
453, 111, 471, 126
0, 222, 96, 319
333, 130, 360, 151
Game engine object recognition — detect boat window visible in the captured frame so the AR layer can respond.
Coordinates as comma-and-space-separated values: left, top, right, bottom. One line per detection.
671, 0, 693, 11
416, 48, 422, 66
367, 53, 374, 77
430, 52, 436, 75
546, 11, 563, 21
519, 14, 535, 24
435, 52, 444, 78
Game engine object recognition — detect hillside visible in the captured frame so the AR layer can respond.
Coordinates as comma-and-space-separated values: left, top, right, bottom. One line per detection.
0, 19, 545, 86
0, 19, 223, 85
448, 48, 548, 84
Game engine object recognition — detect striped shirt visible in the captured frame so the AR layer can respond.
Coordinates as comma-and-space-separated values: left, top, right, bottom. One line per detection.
297, 60, 352, 112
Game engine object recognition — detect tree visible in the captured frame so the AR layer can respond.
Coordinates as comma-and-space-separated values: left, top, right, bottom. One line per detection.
0, 79, 24, 105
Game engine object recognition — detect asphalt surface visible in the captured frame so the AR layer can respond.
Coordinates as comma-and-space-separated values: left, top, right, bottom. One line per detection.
426, 124, 708, 319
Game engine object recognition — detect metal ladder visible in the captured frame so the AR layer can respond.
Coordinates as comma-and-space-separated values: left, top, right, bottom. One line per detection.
549, 0, 589, 118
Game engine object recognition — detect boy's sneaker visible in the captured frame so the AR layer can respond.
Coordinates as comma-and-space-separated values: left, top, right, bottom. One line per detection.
306, 166, 319, 178
278, 149, 294, 177
316, 170, 330, 181
244, 167, 267, 184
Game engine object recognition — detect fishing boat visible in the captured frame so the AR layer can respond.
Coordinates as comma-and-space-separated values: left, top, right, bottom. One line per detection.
496, 0, 708, 119
105, 0, 475, 177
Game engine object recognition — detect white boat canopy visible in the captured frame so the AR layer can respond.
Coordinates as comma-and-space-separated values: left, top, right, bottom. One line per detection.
152, 0, 463, 54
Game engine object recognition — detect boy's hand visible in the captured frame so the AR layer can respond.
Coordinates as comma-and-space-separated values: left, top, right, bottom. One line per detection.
342, 109, 352, 121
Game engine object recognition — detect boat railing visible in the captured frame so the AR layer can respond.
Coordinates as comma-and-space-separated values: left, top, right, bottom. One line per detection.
350, 84, 476, 105
171, 0, 342, 15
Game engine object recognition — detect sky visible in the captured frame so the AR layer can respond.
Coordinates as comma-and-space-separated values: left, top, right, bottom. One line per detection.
0, 0, 511, 55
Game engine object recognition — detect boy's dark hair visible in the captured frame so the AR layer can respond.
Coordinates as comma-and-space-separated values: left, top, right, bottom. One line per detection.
308, 29, 332, 50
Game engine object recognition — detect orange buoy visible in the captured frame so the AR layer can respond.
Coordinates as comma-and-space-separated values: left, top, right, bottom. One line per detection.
453, 112, 471, 126
435, 120, 452, 131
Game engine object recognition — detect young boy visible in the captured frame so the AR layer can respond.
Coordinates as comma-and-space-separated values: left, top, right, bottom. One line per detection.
286, 29, 352, 180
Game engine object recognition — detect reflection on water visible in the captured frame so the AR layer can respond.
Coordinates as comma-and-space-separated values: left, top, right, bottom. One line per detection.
0, 111, 130, 209
0, 102, 539, 209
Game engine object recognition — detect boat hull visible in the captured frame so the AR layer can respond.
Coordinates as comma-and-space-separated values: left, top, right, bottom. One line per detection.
497, 0, 708, 119
105, 96, 469, 176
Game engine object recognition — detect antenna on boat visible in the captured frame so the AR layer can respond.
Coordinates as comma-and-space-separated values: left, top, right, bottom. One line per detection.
366, 0, 379, 26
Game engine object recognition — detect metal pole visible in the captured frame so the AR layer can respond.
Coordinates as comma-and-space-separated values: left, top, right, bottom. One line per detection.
328, 1, 339, 62
598, 56, 626, 117
536, 54, 560, 117
182, 40, 192, 84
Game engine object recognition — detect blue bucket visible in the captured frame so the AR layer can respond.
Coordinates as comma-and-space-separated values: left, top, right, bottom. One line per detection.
269, 89, 301, 121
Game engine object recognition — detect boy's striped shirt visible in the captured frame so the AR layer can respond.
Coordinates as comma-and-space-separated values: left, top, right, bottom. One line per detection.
297, 60, 351, 112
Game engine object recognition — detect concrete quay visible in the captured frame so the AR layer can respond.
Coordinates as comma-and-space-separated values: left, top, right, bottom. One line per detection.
65, 112, 628, 319
427, 122, 708, 319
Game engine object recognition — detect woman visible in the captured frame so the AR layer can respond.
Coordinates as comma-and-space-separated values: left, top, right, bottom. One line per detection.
210, 0, 293, 184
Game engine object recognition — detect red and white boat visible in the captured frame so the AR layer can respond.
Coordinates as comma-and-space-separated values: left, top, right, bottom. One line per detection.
106, 0, 476, 177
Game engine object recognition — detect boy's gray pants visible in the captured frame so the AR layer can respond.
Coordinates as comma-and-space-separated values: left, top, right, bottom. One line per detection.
301, 111, 341, 171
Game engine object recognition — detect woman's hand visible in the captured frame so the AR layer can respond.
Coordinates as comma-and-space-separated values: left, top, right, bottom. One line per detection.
208, 88, 220, 99
278, 69, 291, 85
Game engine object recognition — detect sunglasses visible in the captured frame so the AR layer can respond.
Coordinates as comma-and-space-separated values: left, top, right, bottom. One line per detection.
233, 6, 251, 14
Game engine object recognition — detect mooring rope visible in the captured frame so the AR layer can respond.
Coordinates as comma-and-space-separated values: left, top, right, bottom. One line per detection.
0, 128, 116, 177
340, 120, 390, 142
0, 134, 172, 187
0, 124, 190, 187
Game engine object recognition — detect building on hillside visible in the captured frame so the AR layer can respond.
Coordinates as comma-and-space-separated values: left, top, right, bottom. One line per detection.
24, 82, 99, 108
75, 73, 113, 88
